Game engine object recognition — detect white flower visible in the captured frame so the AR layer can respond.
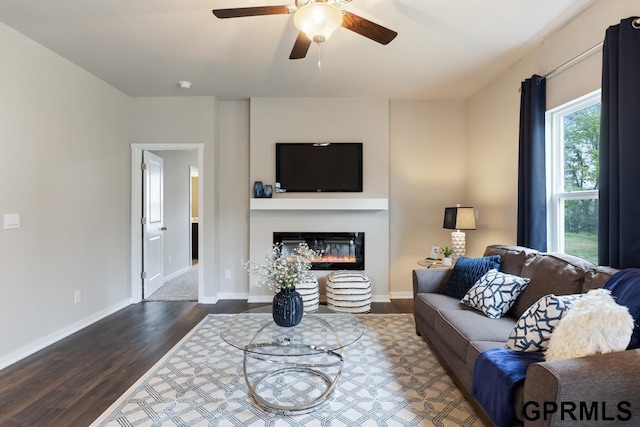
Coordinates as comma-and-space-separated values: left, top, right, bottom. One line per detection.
245, 243, 318, 292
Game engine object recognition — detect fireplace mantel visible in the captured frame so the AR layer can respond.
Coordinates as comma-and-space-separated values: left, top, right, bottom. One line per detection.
250, 198, 388, 211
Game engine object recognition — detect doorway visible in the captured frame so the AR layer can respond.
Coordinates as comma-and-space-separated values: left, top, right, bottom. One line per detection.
130, 143, 204, 304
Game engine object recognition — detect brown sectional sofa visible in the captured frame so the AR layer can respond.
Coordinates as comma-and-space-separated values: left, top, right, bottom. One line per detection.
412, 244, 640, 426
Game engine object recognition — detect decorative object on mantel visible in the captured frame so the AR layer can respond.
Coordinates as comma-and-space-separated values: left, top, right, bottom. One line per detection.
443, 204, 476, 259
440, 246, 454, 267
263, 184, 273, 198
244, 242, 318, 327
253, 181, 264, 198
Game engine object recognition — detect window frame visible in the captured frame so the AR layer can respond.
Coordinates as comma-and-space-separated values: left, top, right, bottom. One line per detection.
545, 89, 601, 254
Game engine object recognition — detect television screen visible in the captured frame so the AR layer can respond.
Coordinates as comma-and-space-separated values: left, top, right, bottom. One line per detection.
276, 142, 363, 192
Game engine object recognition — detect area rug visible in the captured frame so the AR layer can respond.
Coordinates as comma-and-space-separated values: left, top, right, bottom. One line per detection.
90, 314, 483, 426
146, 266, 198, 301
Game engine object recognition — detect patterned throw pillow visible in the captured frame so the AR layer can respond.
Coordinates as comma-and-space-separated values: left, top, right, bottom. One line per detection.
461, 269, 530, 319
506, 294, 582, 352
439, 255, 501, 299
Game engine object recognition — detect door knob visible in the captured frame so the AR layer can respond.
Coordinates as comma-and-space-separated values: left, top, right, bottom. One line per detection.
160, 227, 167, 231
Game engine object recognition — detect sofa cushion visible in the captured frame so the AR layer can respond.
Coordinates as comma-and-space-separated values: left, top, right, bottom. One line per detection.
434, 309, 515, 361
506, 294, 582, 352
414, 292, 467, 330
484, 245, 538, 276
439, 255, 501, 299
461, 269, 530, 319
512, 252, 594, 318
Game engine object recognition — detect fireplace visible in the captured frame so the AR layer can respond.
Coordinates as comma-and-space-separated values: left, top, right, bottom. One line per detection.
273, 232, 364, 270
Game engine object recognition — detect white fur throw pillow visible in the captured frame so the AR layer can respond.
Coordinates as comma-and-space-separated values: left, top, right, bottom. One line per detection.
545, 289, 634, 361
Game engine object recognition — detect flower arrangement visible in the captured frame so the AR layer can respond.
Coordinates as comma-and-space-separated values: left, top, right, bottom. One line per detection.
245, 243, 318, 292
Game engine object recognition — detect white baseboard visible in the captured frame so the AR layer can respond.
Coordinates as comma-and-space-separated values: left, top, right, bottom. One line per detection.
0, 298, 131, 372
371, 294, 391, 303
200, 295, 219, 304
389, 291, 414, 299
216, 292, 249, 301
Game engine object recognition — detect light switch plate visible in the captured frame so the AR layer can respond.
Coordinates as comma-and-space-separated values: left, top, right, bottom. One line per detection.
4, 213, 20, 229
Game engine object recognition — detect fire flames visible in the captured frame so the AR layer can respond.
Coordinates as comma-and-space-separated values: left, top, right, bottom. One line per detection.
310, 255, 357, 263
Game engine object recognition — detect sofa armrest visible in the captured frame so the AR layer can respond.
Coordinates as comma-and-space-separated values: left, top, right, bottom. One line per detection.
412, 268, 451, 295
523, 349, 640, 426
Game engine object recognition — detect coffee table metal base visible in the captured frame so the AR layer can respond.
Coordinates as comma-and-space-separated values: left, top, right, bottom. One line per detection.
242, 318, 344, 415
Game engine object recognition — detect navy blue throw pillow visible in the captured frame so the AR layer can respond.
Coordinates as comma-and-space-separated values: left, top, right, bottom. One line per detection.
603, 268, 640, 349
440, 255, 502, 300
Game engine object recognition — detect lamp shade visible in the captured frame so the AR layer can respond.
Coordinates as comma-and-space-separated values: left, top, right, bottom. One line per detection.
293, 1, 343, 43
443, 206, 476, 230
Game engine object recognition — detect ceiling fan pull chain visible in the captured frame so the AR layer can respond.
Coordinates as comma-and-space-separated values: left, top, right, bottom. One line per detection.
317, 42, 322, 71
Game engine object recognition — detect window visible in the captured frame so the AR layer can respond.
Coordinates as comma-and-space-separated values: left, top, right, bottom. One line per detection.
546, 90, 600, 264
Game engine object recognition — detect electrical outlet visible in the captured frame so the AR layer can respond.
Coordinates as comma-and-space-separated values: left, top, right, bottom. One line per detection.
74, 290, 82, 304
225, 269, 231, 279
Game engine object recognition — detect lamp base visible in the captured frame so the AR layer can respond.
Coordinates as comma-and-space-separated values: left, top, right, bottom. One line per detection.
451, 230, 466, 260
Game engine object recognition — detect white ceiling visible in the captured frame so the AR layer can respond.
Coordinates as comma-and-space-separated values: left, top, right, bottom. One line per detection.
0, 0, 598, 99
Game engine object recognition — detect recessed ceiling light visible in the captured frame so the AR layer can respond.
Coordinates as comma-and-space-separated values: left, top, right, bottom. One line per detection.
178, 81, 192, 89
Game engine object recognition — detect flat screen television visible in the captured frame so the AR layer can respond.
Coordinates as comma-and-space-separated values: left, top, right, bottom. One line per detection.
275, 142, 363, 192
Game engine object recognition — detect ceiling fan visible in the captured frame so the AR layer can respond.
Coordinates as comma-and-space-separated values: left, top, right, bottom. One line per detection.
212, 0, 397, 60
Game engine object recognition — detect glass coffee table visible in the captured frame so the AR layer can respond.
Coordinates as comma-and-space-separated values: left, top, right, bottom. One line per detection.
220, 306, 365, 415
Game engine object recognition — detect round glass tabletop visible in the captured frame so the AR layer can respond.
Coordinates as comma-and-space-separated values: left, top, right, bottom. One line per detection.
220, 306, 365, 356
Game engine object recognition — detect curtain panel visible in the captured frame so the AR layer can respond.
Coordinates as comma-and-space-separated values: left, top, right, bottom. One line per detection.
517, 75, 547, 251
599, 17, 640, 268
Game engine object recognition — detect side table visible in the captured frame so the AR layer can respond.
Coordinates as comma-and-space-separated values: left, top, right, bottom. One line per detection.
417, 258, 446, 268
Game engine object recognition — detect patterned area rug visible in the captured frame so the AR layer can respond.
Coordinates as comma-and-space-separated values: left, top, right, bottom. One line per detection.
146, 266, 198, 301
90, 314, 482, 426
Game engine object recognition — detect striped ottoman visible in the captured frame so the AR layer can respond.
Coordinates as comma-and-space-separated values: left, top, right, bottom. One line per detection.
296, 276, 319, 312
326, 270, 371, 313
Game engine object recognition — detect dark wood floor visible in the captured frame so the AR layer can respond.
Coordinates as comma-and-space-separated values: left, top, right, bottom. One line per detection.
0, 300, 413, 427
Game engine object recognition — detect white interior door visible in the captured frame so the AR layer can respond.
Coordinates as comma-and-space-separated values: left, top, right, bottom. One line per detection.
143, 151, 165, 298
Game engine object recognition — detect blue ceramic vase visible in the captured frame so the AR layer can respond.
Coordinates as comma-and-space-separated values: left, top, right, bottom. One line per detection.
272, 287, 304, 327
253, 181, 264, 198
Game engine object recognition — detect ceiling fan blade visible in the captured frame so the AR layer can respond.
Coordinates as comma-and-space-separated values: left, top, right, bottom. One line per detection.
212, 6, 292, 19
289, 32, 312, 59
341, 12, 397, 45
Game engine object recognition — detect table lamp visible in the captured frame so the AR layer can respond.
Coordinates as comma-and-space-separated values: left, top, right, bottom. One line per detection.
443, 205, 476, 259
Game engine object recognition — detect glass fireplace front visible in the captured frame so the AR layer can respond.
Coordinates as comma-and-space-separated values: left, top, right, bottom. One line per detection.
273, 232, 364, 270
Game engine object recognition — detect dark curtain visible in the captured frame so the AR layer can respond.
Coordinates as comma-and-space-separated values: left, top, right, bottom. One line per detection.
599, 17, 640, 268
517, 75, 547, 251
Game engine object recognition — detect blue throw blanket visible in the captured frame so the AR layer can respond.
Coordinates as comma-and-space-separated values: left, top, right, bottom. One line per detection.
604, 268, 640, 349
472, 348, 544, 427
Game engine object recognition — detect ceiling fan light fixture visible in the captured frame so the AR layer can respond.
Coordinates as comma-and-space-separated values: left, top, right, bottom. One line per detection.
294, 1, 343, 43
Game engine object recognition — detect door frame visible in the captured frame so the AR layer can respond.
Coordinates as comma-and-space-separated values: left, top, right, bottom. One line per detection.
130, 143, 205, 303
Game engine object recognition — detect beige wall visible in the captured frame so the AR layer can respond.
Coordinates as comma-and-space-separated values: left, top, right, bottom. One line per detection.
465, 0, 637, 256
0, 22, 131, 368
389, 100, 467, 297
215, 100, 250, 298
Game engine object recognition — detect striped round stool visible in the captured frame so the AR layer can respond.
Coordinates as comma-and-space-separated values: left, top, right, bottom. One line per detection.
326, 270, 371, 313
296, 276, 319, 312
